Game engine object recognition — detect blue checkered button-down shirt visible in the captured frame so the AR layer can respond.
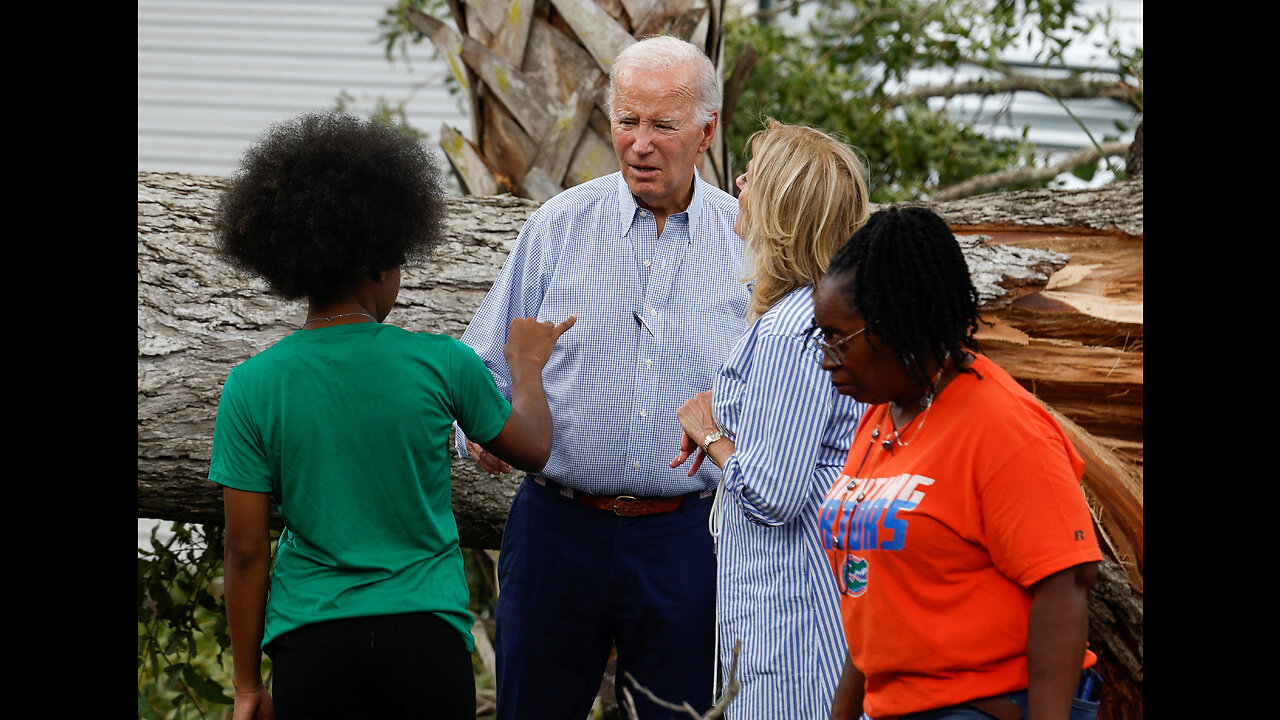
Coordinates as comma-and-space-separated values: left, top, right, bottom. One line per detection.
456, 171, 750, 496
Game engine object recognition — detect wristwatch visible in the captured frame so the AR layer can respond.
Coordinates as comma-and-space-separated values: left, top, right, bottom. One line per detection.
702, 430, 725, 452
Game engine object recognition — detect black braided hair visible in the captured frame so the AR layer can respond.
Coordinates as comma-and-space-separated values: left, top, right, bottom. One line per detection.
215, 113, 446, 307
825, 206, 982, 391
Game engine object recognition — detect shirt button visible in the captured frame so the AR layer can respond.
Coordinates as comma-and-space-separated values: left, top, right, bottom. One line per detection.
644, 359, 653, 367
649, 309, 656, 316
633, 462, 641, 469
643, 259, 652, 267
639, 410, 648, 418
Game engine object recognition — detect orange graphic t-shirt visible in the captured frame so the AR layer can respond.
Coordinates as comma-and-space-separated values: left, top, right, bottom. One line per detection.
818, 354, 1102, 718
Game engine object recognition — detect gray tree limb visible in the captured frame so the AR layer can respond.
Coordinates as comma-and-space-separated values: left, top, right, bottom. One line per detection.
929, 176, 1143, 239
931, 140, 1131, 202
884, 74, 1142, 111
138, 172, 1140, 547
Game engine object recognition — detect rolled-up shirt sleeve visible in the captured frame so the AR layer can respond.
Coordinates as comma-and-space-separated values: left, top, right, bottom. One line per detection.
720, 333, 837, 526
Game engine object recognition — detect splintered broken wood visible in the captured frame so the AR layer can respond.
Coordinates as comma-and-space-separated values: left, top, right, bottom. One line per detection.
930, 183, 1144, 466
1050, 406, 1143, 592
417, 0, 730, 198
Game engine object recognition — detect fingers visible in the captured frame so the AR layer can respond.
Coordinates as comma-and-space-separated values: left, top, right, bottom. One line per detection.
553, 314, 577, 337
467, 439, 511, 475
689, 390, 713, 410
480, 457, 509, 475
687, 447, 707, 477
478, 453, 510, 475
670, 448, 693, 468
510, 314, 577, 335
670, 432, 698, 469
506, 314, 576, 359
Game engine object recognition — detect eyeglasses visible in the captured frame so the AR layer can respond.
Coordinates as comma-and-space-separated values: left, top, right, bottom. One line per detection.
816, 325, 870, 364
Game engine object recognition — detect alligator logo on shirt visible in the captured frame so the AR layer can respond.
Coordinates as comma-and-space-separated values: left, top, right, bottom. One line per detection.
843, 555, 868, 596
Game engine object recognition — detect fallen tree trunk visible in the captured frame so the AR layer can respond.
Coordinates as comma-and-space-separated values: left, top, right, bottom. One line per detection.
141, 170, 1128, 545
139, 170, 1142, 717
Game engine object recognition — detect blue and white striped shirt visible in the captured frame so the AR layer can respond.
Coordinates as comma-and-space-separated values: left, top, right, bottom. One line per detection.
457, 171, 750, 496
711, 286, 866, 719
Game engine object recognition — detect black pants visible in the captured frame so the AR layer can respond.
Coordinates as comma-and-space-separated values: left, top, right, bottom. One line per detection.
264, 611, 475, 720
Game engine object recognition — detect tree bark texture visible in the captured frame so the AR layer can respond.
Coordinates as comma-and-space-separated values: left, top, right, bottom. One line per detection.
139, 171, 1142, 712
139, 171, 539, 547
140, 170, 1125, 543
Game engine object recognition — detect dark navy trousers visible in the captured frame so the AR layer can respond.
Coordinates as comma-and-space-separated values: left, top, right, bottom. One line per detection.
494, 476, 717, 720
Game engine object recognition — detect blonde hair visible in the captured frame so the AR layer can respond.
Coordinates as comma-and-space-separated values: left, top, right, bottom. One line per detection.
737, 120, 870, 321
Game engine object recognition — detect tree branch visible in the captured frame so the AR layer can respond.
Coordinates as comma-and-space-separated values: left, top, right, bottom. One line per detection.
746, 0, 820, 23
884, 74, 1141, 110
931, 140, 1130, 201
621, 640, 743, 720
803, 3, 939, 83
722, 42, 759, 142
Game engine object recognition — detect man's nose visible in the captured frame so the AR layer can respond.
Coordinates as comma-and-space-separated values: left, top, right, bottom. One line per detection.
632, 127, 655, 153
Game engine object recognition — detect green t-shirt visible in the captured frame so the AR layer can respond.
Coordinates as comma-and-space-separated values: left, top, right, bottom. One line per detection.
208, 322, 511, 651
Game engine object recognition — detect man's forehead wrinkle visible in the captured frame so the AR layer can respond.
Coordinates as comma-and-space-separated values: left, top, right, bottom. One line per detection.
612, 99, 693, 124
613, 72, 699, 116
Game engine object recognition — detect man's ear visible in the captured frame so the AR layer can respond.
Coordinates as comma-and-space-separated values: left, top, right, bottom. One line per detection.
699, 111, 719, 153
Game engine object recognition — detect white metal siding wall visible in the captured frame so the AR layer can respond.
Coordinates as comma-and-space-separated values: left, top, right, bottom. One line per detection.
138, 0, 467, 177
138, 0, 1140, 179
917, 0, 1143, 153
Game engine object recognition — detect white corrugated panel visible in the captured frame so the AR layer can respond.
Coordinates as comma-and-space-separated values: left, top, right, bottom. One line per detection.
139, 1, 1141, 179
138, 0, 467, 177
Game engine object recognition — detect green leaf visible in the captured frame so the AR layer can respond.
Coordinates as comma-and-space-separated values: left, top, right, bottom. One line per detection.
183, 664, 235, 705
138, 689, 161, 720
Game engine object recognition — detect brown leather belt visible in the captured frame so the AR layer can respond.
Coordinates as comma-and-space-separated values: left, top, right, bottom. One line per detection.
575, 492, 685, 516
532, 477, 687, 517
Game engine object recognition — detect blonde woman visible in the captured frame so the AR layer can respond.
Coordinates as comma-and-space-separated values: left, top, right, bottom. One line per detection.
672, 120, 870, 718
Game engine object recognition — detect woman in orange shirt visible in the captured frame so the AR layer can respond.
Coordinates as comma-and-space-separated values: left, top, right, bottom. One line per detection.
813, 206, 1103, 720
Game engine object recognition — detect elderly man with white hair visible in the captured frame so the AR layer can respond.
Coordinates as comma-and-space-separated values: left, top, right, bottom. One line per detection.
455, 34, 748, 719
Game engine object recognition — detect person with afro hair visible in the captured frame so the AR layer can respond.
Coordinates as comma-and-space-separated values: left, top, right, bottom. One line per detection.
812, 206, 1104, 720
209, 113, 575, 720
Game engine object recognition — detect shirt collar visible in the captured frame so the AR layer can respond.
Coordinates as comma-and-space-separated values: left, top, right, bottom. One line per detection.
614, 170, 707, 235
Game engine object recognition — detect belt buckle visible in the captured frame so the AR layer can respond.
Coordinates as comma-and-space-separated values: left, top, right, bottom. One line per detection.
612, 495, 638, 516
